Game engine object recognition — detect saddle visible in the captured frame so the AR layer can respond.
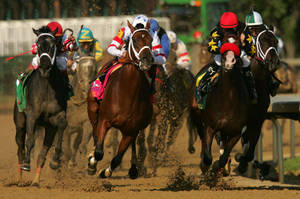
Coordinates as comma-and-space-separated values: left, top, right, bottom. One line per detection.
195, 63, 220, 109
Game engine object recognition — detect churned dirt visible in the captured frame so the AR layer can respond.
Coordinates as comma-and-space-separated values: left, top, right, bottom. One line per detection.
1, 106, 300, 199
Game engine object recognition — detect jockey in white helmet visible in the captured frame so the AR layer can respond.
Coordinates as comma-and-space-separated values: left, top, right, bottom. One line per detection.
166, 30, 192, 70
107, 14, 166, 65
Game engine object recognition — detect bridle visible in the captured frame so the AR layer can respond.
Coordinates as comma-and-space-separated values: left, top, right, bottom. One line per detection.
128, 28, 152, 68
255, 30, 278, 64
37, 33, 57, 65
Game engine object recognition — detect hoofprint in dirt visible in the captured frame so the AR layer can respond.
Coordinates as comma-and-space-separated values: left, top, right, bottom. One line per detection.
1, 113, 300, 198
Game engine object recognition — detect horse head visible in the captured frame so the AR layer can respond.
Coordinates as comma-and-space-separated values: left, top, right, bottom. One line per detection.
127, 20, 153, 71
220, 43, 241, 71
255, 29, 280, 73
33, 26, 57, 77
76, 56, 97, 97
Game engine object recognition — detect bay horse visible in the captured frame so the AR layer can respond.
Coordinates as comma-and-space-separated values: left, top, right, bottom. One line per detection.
87, 20, 153, 179
235, 29, 280, 174
190, 38, 250, 174
63, 56, 97, 167
13, 26, 68, 186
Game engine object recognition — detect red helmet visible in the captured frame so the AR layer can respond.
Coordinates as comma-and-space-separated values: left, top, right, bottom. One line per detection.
47, 21, 63, 36
220, 12, 238, 29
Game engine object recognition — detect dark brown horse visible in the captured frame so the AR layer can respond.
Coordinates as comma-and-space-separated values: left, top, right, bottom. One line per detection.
190, 40, 250, 174
87, 20, 153, 179
235, 29, 280, 174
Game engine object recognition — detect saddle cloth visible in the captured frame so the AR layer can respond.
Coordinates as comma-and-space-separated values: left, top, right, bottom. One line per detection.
90, 62, 123, 101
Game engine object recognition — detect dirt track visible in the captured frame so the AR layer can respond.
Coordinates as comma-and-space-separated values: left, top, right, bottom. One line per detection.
1, 108, 300, 198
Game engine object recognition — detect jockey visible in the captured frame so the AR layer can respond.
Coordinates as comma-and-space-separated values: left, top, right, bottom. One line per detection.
207, 11, 257, 102
150, 19, 170, 59
166, 30, 192, 70
107, 14, 166, 66
31, 21, 77, 74
245, 10, 281, 96
67, 27, 103, 72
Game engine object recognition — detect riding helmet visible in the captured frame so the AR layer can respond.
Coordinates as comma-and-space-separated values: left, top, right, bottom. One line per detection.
47, 21, 63, 36
220, 12, 238, 29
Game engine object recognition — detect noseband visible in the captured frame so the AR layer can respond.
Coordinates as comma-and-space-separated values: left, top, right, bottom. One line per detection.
255, 30, 278, 63
37, 33, 57, 65
128, 29, 152, 68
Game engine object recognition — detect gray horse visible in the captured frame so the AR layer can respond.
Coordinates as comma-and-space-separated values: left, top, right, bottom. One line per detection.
63, 56, 97, 167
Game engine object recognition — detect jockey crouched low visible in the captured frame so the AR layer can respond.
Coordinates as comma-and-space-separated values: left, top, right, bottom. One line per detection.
30, 21, 76, 98
245, 10, 281, 96
106, 14, 167, 94
67, 27, 103, 73
166, 30, 192, 71
207, 12, 258, 103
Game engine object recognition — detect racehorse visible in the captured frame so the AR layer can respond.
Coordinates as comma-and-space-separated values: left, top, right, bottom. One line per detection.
87, 20, 153, 179
235, 29, 280, 174
13, 26, 68, 186
63, 56, 97, 167
190, 36, 250, 174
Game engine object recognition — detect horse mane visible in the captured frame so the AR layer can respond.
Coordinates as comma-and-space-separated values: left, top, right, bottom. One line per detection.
38, 26, 52, 34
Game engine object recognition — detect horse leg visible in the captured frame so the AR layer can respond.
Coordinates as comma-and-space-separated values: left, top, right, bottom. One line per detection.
215, 134, 240, 176
15, 126, 26, 184
166, 115, 183, 152
62, 126, 73, 166
129, 136, 139, 179
21, 116, 37, 171
200, 126, 214, 174
237, 123, 263, 174
32, 124, 57, 186
79, 121, 93, 156
87, 119, 109, 175
49, 111, 67, 170
98, 135, 134, 178
146, 117, 156, 153
137, 129, 147, 176
186, 111, 198, 154
70, 128, 83, 167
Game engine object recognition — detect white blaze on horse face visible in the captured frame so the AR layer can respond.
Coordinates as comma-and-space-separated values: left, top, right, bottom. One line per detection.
228, 37, 236, 43
224, 51, 236, 70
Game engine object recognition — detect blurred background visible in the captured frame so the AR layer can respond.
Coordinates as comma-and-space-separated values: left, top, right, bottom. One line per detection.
0, 0, 299, 98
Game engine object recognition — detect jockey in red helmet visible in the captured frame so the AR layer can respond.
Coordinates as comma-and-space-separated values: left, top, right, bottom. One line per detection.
29, 21, 77, 98
207, 11, 258, 102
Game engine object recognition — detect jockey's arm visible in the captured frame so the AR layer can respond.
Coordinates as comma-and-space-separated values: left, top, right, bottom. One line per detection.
31, 43, 38, 54
207, 28, 222, 54
63, 34, 77, 52
107, 27, 127, 57
94, 40, 104, 62
242, 29, 256, 57
152, 32, 166, 65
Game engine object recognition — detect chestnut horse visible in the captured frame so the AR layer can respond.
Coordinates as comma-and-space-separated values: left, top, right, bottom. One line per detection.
87, 20, 153, 179
190, 39, 250, 174
235, 29, 280, 174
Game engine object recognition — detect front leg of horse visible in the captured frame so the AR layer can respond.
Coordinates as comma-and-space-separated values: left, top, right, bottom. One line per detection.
200, 127, 214, 174
21, 117, 37, 172
98, 135, 134, 178
32, 125, 57, 186
214, 134, 240, 176
49, 112, 67, 170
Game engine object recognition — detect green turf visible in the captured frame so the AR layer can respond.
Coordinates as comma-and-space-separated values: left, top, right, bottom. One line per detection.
284, 156, 300, 172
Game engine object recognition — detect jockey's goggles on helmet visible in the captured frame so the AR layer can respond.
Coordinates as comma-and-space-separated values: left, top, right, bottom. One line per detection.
80, 41, 93, 48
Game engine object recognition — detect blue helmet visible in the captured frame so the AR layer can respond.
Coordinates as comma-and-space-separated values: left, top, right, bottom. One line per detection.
77, 27, 94, 42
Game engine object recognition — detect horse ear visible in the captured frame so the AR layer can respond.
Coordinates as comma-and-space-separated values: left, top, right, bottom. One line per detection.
145, 20, 150, 30
127, 20, 135, 33
33, 28, 40, 36
52, 27, 58, 36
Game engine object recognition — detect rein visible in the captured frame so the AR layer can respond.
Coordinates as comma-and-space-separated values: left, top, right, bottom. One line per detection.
37, 33, 57, 65
128, 28, 151, 68
255, 30, 278, 63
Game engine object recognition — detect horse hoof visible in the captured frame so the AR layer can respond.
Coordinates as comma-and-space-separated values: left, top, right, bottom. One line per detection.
21, 164, 31, 172
235, 153, 243, 162
49, 161, 60, 170
200, 162, 210, 174
98, 169, 111, 178
129, 165, 138, 179
237, 162, 248, 174
212, 160, 220, 172
188, 146, 195, 154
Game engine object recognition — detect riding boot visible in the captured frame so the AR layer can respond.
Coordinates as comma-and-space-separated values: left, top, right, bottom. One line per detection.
268, 74, 281, 97
242, 67, 258, 104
